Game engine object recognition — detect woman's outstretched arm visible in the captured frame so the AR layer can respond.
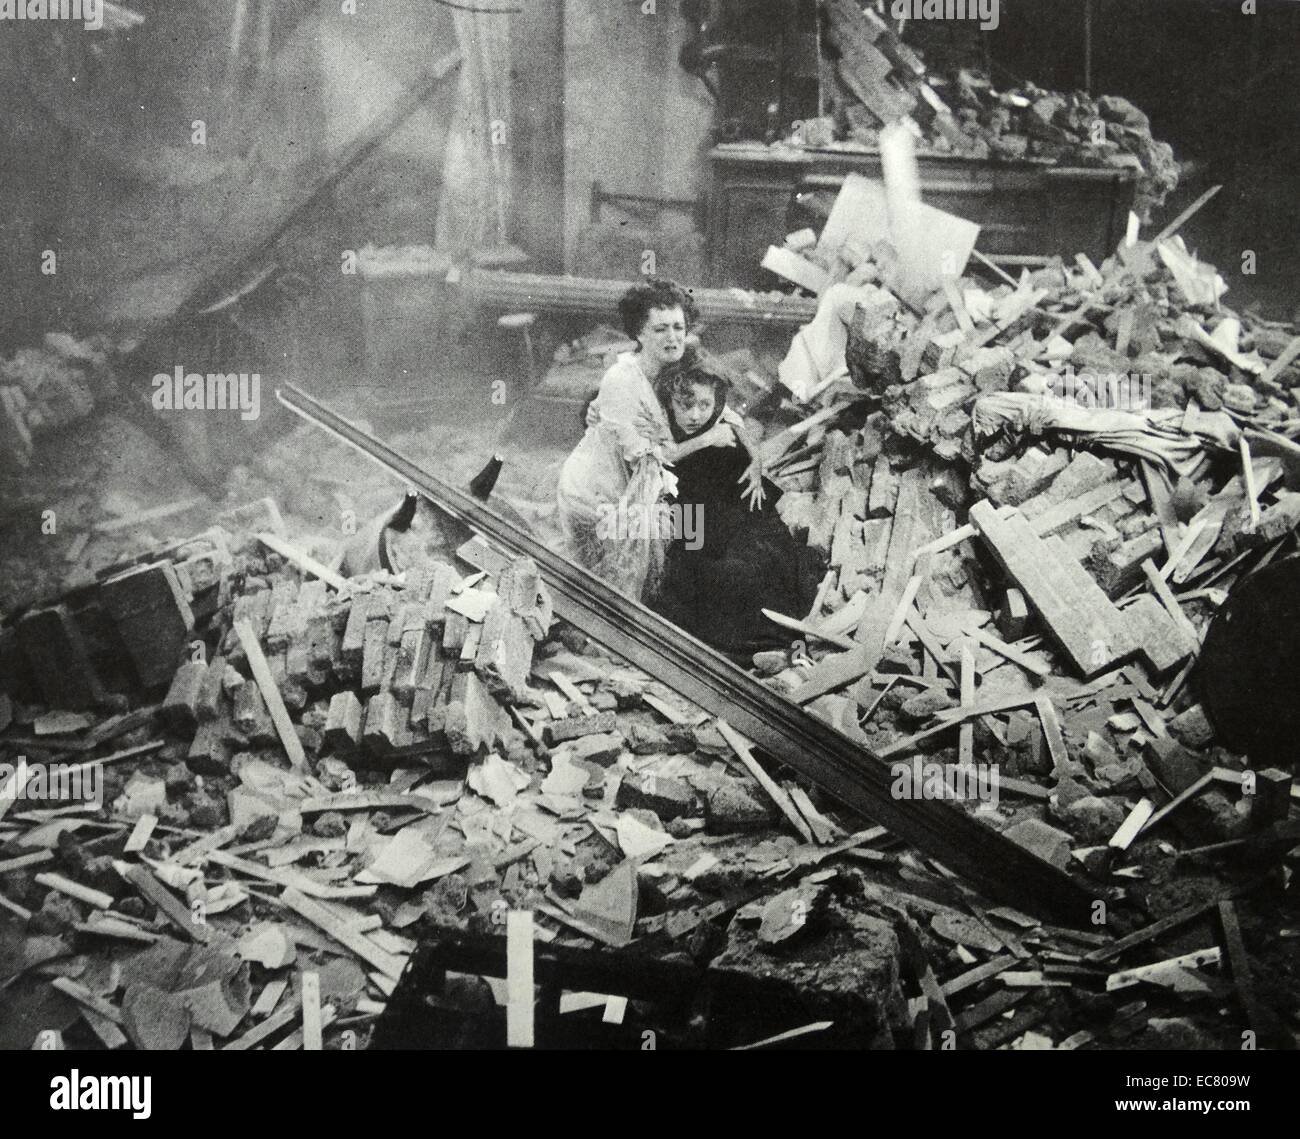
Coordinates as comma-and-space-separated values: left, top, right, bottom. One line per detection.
661, 420, 737, 464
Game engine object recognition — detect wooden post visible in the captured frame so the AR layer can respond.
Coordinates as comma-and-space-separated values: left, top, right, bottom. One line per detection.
507, 910, 535, 1048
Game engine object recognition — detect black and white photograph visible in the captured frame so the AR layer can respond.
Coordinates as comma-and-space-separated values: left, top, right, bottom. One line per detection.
0, 0, 1296, 1108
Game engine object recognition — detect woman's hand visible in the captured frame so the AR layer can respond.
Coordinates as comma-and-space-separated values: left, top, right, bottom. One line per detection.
632, 407, 669, 444
738, 460, 766, 511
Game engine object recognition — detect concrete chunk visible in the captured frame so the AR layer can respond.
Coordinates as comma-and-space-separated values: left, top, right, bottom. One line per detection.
1001, 818, 1073, 870
98, 562, 194, 689
161, 660, 207, 731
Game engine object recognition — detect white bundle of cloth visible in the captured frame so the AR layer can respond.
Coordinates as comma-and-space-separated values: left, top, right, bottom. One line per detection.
778, 283, 898, 402
971, 391, 1241, 478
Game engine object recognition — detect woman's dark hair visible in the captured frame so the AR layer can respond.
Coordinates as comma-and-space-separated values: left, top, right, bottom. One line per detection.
655, 346, 731, 410
617, 277, 699, 340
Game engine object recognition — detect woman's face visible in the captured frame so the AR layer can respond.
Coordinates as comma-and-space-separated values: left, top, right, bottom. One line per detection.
671, 381, 717, 435
637, 305, 687, 372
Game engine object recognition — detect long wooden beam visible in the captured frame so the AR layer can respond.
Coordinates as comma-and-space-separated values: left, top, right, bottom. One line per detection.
456, 269, 821, 328
275, 383, 1095, 923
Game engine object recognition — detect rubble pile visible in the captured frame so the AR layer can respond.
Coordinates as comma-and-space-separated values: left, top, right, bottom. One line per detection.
1, 197, 1297, 1051
739, 187, 1300, 1044
766, 196, 1300, 712
939, 78, 1179, 221
821, 0, 1179, 219
0, 518, 907, 1048
1, 471, 1296, 1048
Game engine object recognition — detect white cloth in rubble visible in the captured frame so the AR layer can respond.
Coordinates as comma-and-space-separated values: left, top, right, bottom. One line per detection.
778, 283, 895, 402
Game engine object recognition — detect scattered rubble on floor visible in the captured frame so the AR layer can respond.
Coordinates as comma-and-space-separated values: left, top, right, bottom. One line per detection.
1, 456, 1296, 1048
0, 405, 566, 621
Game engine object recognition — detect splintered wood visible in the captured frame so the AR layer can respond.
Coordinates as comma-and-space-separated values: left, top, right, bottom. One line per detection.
235, 621, 308, 772
970, 502, 1132, 677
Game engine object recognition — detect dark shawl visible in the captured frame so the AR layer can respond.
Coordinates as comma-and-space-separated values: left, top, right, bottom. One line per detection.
651, 391, 819, 660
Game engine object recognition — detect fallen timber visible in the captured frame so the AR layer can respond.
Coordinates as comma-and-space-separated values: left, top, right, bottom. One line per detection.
456, 269, 822, 328
276, 383, 1095, 924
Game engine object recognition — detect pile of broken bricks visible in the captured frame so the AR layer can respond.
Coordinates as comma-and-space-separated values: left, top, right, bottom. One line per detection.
1, 494, 1297, 1050
718, 188, 1300, 1045
819, 0, 1178, 220
754, 187, 1300, 844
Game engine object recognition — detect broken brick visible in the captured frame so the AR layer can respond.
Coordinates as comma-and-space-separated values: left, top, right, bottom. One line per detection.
616, 772, 696, 820
263, 578, 303, 652
706, 780, 778, 834
544, 712, 618, 746
161, 660, 207, 731
187, 722, 233, 777
1001, 818, 1073, 870
360, 618, 390, 695
231, 682, 277, 747
324, 690, 364, 756
195, 655, 230, 723
564, 731, 624, 767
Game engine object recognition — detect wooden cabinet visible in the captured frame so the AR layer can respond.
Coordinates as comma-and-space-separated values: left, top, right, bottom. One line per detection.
706, 144, 1139, 288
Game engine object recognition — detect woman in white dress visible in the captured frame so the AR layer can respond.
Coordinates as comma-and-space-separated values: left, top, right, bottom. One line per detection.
556, 279, 741, 599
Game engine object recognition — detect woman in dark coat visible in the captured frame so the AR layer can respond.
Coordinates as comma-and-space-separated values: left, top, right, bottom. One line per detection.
650, 352, 820, 662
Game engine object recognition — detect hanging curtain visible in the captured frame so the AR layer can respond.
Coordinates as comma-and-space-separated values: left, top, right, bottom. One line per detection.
435, 8, 513, 253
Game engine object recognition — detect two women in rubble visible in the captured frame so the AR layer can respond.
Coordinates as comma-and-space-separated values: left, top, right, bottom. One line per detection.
556, 277, 817, 661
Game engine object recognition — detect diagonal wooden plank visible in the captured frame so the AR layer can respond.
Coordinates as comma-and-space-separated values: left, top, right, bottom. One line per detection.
1043, 535, 1136, 666
972, 502, 1131, 675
